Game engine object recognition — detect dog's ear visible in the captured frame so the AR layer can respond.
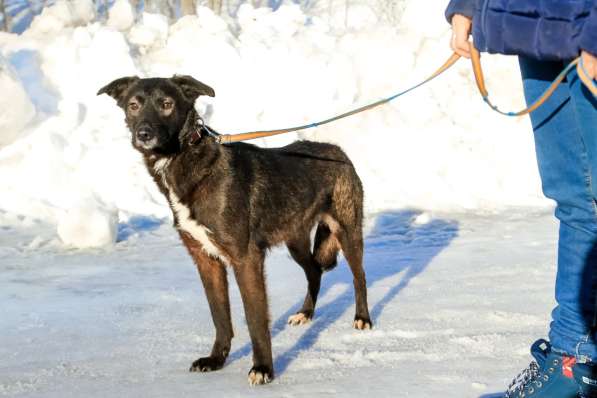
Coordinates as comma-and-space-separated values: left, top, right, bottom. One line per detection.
171, 75, 215, 102
97, 76, 140, 104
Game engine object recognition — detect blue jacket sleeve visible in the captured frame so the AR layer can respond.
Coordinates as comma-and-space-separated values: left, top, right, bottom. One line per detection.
579, 4, 597, 56
445, 0, 475, 23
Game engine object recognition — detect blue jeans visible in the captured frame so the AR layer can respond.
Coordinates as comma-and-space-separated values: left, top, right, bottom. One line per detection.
519, 57, 597, 363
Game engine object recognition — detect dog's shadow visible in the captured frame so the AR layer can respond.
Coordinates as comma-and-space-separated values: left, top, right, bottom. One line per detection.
228, 209, 459, 376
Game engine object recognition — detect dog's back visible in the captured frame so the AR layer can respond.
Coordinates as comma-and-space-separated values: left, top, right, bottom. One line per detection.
223, 140, 363, 258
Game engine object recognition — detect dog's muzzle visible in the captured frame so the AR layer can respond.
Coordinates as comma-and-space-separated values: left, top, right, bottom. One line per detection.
135, 126, 158, 150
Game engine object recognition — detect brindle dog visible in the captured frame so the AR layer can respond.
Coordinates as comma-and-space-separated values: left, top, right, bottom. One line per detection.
98, 75, 371, 385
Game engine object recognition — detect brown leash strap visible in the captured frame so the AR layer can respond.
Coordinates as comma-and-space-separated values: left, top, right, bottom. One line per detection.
578, 60, 597, 97
470, 46, 596, 116
216, 53, 461, 144
211, 48, 595, 144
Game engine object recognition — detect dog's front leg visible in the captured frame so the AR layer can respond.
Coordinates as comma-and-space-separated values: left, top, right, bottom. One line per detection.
180, 233, 233, 373
232, 252, 274, 386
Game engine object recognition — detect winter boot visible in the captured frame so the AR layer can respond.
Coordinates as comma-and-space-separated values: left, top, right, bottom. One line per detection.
574, 360, 597, 398
504, 339, 581, 397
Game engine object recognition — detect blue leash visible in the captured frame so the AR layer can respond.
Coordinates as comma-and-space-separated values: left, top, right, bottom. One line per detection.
216, 53, 461, 144
213, 52, 596, 144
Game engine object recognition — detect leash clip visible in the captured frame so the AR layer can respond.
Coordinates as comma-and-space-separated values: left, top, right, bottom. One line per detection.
194, 116, 223, 144
197, 117, 222, 141
202, 124, 223, 143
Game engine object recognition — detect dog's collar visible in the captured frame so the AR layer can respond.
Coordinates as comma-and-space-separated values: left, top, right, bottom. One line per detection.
189, 125, 202, 145
189, 117, 222, 146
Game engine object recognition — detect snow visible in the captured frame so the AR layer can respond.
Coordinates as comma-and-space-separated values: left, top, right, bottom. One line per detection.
107, 0, 135, 32
56, 200, 118, 248
128, 12, 169, 51
26, 0, 95, 35
0, 210, 557, 396
0, 58, 35, 147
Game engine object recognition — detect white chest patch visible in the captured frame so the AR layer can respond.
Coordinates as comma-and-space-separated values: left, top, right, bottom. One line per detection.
153, 158, 230, 266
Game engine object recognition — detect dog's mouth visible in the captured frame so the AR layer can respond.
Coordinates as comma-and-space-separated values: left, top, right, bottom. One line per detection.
135, 135, 159, 151
133, 125, 161, 151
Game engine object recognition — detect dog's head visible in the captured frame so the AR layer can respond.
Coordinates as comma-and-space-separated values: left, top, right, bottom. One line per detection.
98, 75, 215, 155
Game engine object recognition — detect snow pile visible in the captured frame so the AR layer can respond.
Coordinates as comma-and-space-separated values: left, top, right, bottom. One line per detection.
0, 1, 548, 248
108, 0, 136, 32
57, 199, 118, 248
0, 60, 35, 147
27, 0, 96, 35
129, 12, 169, 51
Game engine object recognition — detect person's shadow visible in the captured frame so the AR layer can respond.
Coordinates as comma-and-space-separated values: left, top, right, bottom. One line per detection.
228, 209, 459, 376
117, 215, 164, 242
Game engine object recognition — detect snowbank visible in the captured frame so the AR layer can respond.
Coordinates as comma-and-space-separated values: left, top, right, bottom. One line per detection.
0, 1, 548, 247
108, 0, 135, 31
57, 199, 118, 248
0, 57, 36, 147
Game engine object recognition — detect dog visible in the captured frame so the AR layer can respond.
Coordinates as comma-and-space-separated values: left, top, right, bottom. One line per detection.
98, 75, 372, 385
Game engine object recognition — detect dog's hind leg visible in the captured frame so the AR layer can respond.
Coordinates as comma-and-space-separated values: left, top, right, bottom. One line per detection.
180, 233, 233, 373
232, 250, 274, 386
331, 171, 371, 330
338, 227, 372, 330
286, 234, 323, 326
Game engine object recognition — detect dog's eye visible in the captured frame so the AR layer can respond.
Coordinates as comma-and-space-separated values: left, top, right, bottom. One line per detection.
128, 102, 139, 111
162, 101, 173, 110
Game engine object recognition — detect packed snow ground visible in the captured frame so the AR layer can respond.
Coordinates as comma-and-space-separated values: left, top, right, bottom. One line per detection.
1, 210, 558, 397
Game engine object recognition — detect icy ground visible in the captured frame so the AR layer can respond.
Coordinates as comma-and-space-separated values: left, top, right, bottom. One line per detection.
1, 210, 558, 397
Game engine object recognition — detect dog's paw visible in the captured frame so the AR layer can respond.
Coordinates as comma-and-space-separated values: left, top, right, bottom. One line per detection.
189, 356, 225, 373
353, 316, 372, 330
287, 312, 312, 326
248, 365, 273, 386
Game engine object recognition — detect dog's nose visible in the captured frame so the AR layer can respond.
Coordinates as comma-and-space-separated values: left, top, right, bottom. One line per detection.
136, 129, 154, 142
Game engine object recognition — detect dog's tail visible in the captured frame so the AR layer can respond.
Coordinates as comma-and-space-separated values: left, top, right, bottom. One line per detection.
313, 222, 340, 272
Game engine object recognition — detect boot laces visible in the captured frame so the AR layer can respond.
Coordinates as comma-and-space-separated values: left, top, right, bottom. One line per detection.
505, 361, 541, 397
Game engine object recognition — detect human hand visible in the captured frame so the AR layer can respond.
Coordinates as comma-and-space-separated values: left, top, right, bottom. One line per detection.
580, 51, 597, 80
451, 14, 473, 59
